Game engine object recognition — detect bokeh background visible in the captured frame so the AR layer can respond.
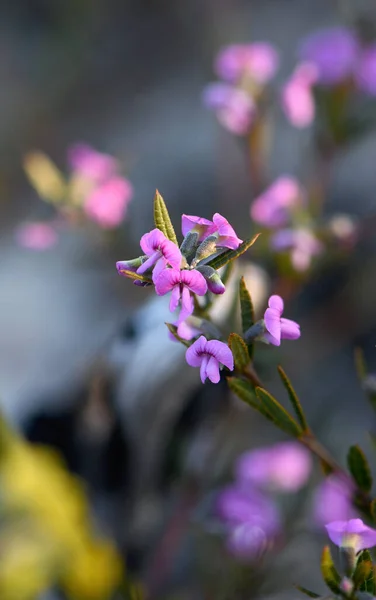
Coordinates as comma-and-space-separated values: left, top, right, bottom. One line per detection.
1, 1, 376, 599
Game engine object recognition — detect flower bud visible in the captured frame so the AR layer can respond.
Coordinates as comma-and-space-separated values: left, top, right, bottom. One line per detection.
196, 265, 226, 294
180, 231, 199, 260
339, 577, 354, 596
243, 321, 265, 343
191, 235, 218, 267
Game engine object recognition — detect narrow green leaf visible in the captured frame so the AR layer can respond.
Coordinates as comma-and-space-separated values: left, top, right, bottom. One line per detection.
277, 366, 309, 432
117, 268, 152, 283
153, 190, 178, 245
321, 546, 341, 595
206, 233, 261, 271
295, 586, 320, 598
165, 323, 190, 347
227, 377, 273, 421
347, 445, 373, 493
228, 333, 250, 371
255, 387, 302, 437
355, 550, 374, 592
239, 276, 255, 359
354, 347, 367, 381
370, 498, 376, 523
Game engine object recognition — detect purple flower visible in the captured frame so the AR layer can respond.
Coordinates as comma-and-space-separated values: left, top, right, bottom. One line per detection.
250, 176, 304, 228
216, 485, 280, 533
155, 268, 207, 322
182, 213, 242, 250
84, 177, 133, 228
299, 27, 359, 86
282, 63, 318, 128
313, 476, 357, 528
227, 522, 268, 560
326, 519, 376, 552
235, 442, 312, 492
271, 227, 323, 271
263, 295, 300, 346
185, 335, 234, 383
137, 229, 182, 281
215, 43, 279, 85
15, 222, 58, 251
203, 83, 256, 135
355, 44, 376, 96
116, 257, 151, 287
68, 143, 118, 183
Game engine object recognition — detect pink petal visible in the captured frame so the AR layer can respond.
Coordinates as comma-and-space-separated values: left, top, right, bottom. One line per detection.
137, 250, 160, 274
280, 318, 301, 340
179, 285, 194, 322
282, 77, 315, 128
154, 268, 181, 295
264, 308, 281, 345
186, 336, 208, 367
205, 356, 221, 383
151, 257, 167, 283
268, 295, 284, 313
68, 143, 118, 182
212, 213, 243, 249
84, 177, 132, 228
205, 339, 234, 371
15, 222, 58, 250
140, 228, 167, 256
169, 285, 181, 312
160, 238, 182, 270
180, 269, 208, 296
181, 214, 213, 239
176, 319, 201, 340
200, 355, 210, 383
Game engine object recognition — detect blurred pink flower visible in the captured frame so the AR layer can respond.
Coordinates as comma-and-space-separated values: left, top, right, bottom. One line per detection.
84, 177, 133, 228
203, 83, 256, 135
271, 227, 323, 271
312, 475, 357, 527
68, 143, 118, 183
282, 63, 318, 128
299, 27, 359, 86
250, 176, 304, 228
355, 44, 376, 96
326, 519, 376, 552
215, 43, 279, 85
235, 442, 312, 492
15, 222, 58, 250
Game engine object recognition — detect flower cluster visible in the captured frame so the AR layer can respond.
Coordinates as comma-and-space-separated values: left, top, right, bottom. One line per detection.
216, 442, 311, 559
17, 144, 133, 250
203, 42, 279, 135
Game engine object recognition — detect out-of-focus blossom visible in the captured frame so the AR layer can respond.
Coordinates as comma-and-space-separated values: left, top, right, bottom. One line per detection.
182, 212, 243, 249
168, 318, 202, 342
236, 442, 312, 492
215, 43, 279, 85
155, 268, 207, 322
227, 522, 268, 560
355, 44, 376, 95
24, 152, 66, 203
328, 214, 358, 245
185, 335, 234, 383
137, 229, 182, 281
282, 63, 318, 128
15, 222, 58, 250
250, 176, 304, 228
263, 295, 300, 346
326, 519, 376, 552
203, 83, 256, 135
271, 227, 323, 271
299, 27, 359, 85
83, 177, 133, 228
68, 143, 118, 183
313, 475, 357, 527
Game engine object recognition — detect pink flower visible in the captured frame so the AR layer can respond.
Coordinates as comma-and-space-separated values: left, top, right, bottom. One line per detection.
263, 295, 300, 346
15, 222, 58, 250
313, 476, 357, 527
326, 519, 376, 552
227, 523, 268, 560
68, 143, 118, 182
250, 176, 304, 228
84, 177, 133, 228
235, 442, 312, 492
137, 229, 182, 282
355, 44, 376, 96
181, 213, 242, 249
271, 227, 323, 271
215, 43, 279, 85
282, 63, 318, 128
185, 335, 234, 383
203, 83, 256, 135
168, 318, 202, 342
155, 268, 207, 322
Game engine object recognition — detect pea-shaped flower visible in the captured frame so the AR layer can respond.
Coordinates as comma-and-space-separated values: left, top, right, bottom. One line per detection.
185, 335, 234, 383
326, 519, 376, 553
263, 295, 300, 346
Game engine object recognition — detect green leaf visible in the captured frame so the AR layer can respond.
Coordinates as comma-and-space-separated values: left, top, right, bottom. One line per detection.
239, 277, 254, 359
153, 190, 178, 245
277, 366, 309, 432
354, 347, 367, 381
206, 234, 261, 271
228, 333, 250, 371
255, 387, 302, 437
347, 445, 373, 493
165, 323, 190, 347
295, 586, 320, 598
321, 546, 341, 595
355, 550, 374, 592
117, 268, 152, 283
227, 377, 272, 421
